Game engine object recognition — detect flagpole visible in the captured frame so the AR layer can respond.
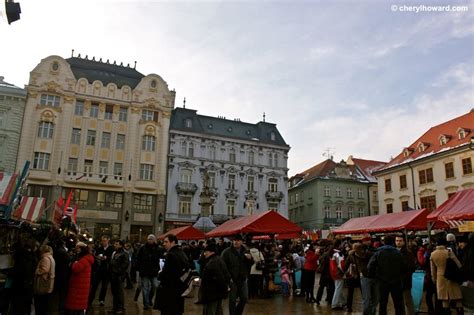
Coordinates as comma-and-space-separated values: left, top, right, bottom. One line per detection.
5, 160, 30, 219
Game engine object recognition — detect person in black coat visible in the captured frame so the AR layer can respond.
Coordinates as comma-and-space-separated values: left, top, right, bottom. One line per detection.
154, 234, 193, 315
200, 244, 231, 315
52, 239, 70, 314
11, 239, 38, 315
396, 235, 416, 315
136, 234, 163, 309
110, 240, 130, 314
89, 235, 114, 306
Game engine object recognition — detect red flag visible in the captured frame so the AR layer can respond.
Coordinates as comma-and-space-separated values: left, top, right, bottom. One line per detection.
53, 196, 64, 225
63, 189, 74, 215
73, 204, 78, 224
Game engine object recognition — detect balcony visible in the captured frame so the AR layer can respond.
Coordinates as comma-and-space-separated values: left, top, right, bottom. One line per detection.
265, 191, 284, 202
323, 217, 348, 225
175, 182, 198, 195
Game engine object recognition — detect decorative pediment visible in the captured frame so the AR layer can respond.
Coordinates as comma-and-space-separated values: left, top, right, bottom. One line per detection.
225, 189, 239, 199
40, 110, 55, 122
265, 171, 280, 177
245, 168, 257, 175
145, 124, 156, 136
45, 80, 62, 93
419, 188, 436, 197
144, 97, 162, 108
206, 164, 219, 171
227, 166, 238, 173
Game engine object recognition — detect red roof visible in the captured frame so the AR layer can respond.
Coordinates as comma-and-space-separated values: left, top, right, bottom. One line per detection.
290, 159, 337, 185
159, 225, 206, 240
350, 157, 387, 182
379, 110, 474, 171
206, 210, 302, 237
333, 209, 430, 234
427, 188, 474, 222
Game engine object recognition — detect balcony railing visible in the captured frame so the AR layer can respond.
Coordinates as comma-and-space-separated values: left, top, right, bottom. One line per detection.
175, 182, 198, 195
265, 191, 284, 201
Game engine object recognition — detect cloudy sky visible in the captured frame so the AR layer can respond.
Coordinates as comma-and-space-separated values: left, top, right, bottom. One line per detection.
1, 0, 473, 175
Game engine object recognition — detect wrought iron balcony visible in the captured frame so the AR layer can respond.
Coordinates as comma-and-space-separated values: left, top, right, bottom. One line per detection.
175, 182, 198, 195
265, 191, 284, 201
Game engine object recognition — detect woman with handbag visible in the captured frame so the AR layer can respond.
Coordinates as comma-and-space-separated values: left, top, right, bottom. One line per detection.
430, 235, 464, 315
34, 245, 56, 315
248, 243, 264, 298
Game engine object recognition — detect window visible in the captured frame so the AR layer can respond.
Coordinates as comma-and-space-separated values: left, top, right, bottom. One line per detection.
119, 107, 128, 122
347, 188, 353, 198
101, 132, 111, 148
86, 130, 96, 146
114, 163, 123, 179
445, 162, 455, 179
0, 111, 5, 128
336, 207, 342, 219
208, 172, 216, 188
358, 208, 364, 217
37, 122, 54, 138
268, 153, 274, 167
268, 202, 278, 211
268, 178, 278, 192
462, 158, 472, 175
142, 109, 159, 122
97, 191, 123, 209
227, 200, 235, 216
419, 168, 434, 184
133, 194, 154, 211
72, 189, 89, 208
420, 195, 437, 211
229, 149, 236, 163
270, 132, 276, 141
273, 153, 278, 167
90, 103, 99, 118
104, 105, 113, 120
180, 169, 192, 183
324, 186, 330, 197
335, 187, 341, 197
99, 161, 108, 177
385, 179, 392, 192
75, 100, 84, 116
372, 191, 378, 202
228, 174, 236, 190
185, 119, 192, 128
402, 201, 409, 211
458, 129, 466, 139
386, 203, 393, 213
182, 142, 194, 157
33, 152, 50, 169
358, 188, 364, 199
68, 158, 78, 175
209, 146, 216, 160
188, 143, 194, 157
40, 94, 60, 107
247, 176, 254, 191
324, 205, 331, 218
84, 160, 93, 177
71, 128, 81, 144
116, 134, 125, 150
179, 197, 192, 215
295, 193, 299, 203
400, 175, 407, 189
142, 135, 156, 151
348, 207, 353, 218
140, 164, 154, 180
248, 151, 254, 164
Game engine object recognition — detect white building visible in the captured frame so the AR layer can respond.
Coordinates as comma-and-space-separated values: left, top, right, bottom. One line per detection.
165, 107, 290, 230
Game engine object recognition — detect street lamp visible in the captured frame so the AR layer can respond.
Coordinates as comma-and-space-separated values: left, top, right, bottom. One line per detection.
139, 228, 142, 243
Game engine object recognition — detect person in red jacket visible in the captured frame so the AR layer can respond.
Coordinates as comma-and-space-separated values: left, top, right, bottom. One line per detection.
65, 241, 95, 315
301, 243, 319, 303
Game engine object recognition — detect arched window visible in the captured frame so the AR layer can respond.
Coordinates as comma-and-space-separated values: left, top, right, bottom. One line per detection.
185, 119, 192, 128
38, 121, 54, 138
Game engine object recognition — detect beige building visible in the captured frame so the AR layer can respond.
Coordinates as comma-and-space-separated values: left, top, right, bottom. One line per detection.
374, 110, 474, 214
17, 54, 175, 240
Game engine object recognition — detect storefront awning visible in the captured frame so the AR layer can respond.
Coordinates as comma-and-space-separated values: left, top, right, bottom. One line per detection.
427, 188, 474, 223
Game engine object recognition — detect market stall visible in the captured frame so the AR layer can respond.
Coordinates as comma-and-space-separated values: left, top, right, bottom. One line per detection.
159, 225, 206, 240
206, 210, 302, 238
427, 188, 474, 230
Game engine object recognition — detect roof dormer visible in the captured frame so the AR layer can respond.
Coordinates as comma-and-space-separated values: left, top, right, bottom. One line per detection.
403, 147, 414, 157
417, 142, 430, 153
439, 134, 451, 146
457, 128, 470, 140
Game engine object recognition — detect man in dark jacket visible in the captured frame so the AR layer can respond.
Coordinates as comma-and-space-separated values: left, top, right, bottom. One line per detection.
110, 240, 130, 314
89, 235, 114, 306
396, 235, 416, 315
136, 234, 163, 310
221, 234, 252, 315
368, 235, 407, 315
154, 234, 193, 315
201, 244, 231, 315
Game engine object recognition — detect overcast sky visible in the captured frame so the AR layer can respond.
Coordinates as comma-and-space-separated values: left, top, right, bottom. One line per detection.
1, 0, 473, 175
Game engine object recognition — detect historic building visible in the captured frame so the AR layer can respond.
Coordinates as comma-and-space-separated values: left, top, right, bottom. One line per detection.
16, 54, 175, 240
166, 107, 290, 230
0, 76, 26, 173
374, 110, 474, 214
288, 157, 385, 230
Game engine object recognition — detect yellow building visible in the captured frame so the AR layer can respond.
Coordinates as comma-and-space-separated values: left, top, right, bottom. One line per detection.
374, 110, 474, 214
17, 54, 175, 240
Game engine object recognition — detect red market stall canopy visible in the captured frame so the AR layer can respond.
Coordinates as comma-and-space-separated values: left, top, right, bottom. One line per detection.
206, 210, 302, 238
0, 173, 18, 206
252, 232, 302, 241
333, 208, 430, 235
427, 188, 474, 226
159, 225, 206, 240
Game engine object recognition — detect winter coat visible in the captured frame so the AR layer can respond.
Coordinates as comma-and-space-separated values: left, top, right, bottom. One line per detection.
53, 246, 70, 293
35, 252, 56, 294
400, 247, 416, 290
65, 254, 94, 310
303, 249, 318, 271
110, 248, 129, 280
367, 245, 406, 285
11, 246, 37, 294
136, 242, 162, 277
221, 245, 251, 284
200, 253, 231, 303
249, 248, 264, 275
430, 246, 462, 301
346, 248, 372, 278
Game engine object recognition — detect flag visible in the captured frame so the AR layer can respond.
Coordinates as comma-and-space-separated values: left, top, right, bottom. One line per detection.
11, 197, 46, 222
0, 173, 18, 206
73, 204, 78, 223
63, 189, 74, 215
53, 196, 64, 225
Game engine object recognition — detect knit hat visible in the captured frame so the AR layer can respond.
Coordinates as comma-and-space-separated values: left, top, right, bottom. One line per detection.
204, 243, 218, 253
233, 234, 243, 241
446, 233, 456, 242
147, 234, 157, 242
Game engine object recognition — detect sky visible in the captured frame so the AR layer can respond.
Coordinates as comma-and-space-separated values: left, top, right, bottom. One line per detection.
1, 0, 473, 176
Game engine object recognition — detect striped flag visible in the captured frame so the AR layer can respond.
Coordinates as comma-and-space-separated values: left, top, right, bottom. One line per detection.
11, 197, 46, 223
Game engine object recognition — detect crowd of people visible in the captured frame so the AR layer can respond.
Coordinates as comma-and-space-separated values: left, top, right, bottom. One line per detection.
1, 230, 473, 315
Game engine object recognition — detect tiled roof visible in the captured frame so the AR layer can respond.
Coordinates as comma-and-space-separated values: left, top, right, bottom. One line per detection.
66, 57, 145, 89
290, 159, 337, 187
378, 110, 474, 172
350, 157, 387, 182
170, 107, 289, 147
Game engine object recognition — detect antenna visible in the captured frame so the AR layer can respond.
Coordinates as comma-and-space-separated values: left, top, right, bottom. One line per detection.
183, 97, 186, 108
263, 112, 266, 122
323, 147, 336, 160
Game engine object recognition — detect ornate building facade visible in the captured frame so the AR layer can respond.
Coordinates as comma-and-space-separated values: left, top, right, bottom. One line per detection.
17, 54, 175, 240
166, 107, 290, 230
374, 110, 474, 214
0, 76, 26, 173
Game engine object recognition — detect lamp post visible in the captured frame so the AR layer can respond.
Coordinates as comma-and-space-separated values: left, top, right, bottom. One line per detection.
139, 228, 142, 243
